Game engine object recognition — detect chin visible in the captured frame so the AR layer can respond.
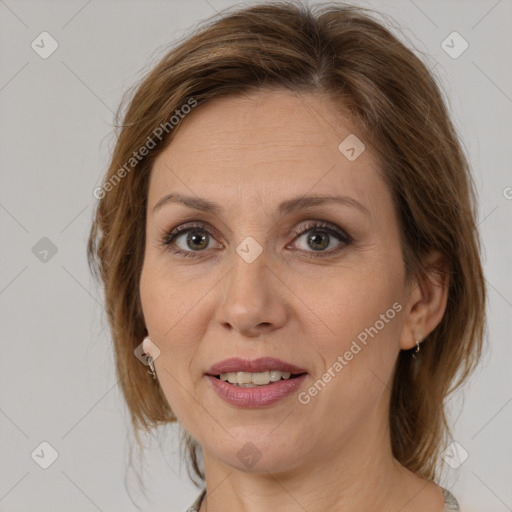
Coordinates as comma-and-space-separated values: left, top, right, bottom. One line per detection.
205, 428, 306, 474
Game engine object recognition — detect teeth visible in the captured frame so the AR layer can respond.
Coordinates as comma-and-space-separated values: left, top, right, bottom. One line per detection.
252, 371, 270, 385
219, 370, 293, 386
269, 370, 282, 382
226, 373, 237, 384
237, 371, 252, 384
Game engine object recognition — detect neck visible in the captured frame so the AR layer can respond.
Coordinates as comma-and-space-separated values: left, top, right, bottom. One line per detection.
197, 407, 437, 512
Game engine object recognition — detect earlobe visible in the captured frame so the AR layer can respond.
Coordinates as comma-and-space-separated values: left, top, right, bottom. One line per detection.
143, 336, 155, 358
400, 251, 450, 351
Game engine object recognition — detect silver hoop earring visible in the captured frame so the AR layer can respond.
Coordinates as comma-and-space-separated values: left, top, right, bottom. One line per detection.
147, 355, 156, 379
412, 337, 422, 359
143, 336, 157, 379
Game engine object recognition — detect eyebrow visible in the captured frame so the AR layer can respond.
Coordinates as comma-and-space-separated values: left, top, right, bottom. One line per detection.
152, 192, 370, 217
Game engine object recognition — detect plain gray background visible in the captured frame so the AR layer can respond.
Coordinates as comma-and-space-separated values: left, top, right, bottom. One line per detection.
0, 0, 511, 511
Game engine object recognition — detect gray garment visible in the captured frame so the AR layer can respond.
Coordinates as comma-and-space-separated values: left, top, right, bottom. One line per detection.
442, 487, 461, 511
186, 486, 460, 511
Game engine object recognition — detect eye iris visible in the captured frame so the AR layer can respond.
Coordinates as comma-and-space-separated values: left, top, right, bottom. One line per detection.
307, 231, 329, 251
187, 231, 208, 250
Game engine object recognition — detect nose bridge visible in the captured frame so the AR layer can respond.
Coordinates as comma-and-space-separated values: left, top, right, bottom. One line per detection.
224, 240, 270, 307
216, 237, 287, 334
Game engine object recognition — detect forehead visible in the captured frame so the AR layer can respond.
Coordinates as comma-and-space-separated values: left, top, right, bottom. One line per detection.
148, 89, 385, 215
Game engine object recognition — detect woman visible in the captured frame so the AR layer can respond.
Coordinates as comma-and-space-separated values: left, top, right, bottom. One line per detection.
88, 2, 485, 511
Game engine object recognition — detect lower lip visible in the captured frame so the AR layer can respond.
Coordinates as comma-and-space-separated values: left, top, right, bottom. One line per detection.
206, 374, 308, 408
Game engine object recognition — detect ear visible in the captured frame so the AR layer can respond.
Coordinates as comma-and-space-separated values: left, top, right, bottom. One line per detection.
399, 250, 450, 350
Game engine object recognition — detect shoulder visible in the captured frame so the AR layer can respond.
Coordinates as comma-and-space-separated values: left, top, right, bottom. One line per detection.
185, 488, 206, 512
440, 487, 461, 511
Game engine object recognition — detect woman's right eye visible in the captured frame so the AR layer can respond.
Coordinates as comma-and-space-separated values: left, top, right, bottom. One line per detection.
160, 222, 223, 258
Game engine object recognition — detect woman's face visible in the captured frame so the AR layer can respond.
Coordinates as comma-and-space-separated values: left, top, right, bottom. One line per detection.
140, 89, 411, 473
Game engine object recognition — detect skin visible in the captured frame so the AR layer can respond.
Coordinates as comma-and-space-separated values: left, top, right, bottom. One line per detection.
139, 89, 449, 512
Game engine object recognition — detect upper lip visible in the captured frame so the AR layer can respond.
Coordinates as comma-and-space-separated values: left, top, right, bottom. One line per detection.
206, 357, 308, 375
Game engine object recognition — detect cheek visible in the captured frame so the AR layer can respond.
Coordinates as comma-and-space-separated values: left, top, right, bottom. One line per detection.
139, 263, 197, 371
296, 257, 404, 396
140, 253, 201, 335
294, 279, 403, 442
296, 257, 403, 344
139, 261, 212, 416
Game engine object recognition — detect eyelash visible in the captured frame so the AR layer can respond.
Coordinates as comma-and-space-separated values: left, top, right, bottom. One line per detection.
159, 220, 353, 259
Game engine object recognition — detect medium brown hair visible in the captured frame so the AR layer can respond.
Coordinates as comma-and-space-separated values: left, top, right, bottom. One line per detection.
87, 0, 486, 486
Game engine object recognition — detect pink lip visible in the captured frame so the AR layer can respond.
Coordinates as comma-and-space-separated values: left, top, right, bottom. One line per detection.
206, 374, 308, 408
206, 357, 307, 375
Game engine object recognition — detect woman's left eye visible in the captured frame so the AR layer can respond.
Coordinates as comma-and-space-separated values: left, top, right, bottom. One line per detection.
290, 221, 353, 256
160, 220, 352, 259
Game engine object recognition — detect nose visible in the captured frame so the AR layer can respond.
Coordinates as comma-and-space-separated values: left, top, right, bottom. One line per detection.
215, 246, 288, 337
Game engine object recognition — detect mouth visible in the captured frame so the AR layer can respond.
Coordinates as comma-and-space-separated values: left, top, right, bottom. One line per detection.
206, 356, 308, 384
211, 370, 307, 387
204, 357, 308, 407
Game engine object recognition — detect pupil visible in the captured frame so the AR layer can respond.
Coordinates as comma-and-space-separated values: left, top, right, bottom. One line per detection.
308, 232, 328, 250
188, 232, 208, 250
